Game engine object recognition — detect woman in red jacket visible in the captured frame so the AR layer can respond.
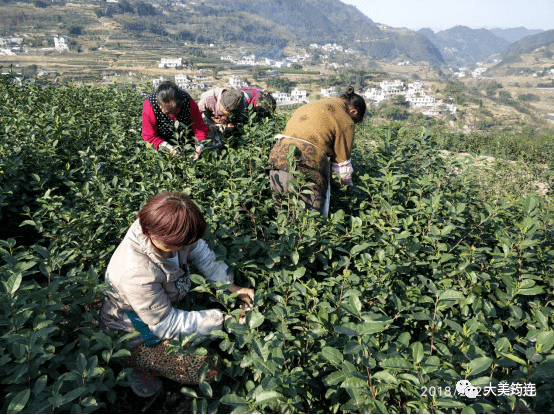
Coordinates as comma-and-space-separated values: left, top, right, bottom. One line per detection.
142, 81, 209, 160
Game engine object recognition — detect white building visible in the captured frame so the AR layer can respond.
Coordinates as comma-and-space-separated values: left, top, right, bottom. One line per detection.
363, 88, 390, 104
54, 36, 68, 51
159, 58, 183, 69
290, 88, 307, 101
272, 91, 290, 103
321, 87, 336, 97
175, 74, 191, 84
471, 68, 487, 78
380, 80, 404, 94
407, 81, 424, 93
406, 96, 436, 107
187, 83, 208, 90
228, 75, 248, 88
422, 109, 441, 116
152, 76, 165, 88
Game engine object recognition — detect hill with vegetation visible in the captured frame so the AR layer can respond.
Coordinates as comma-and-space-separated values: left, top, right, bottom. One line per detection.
1, 76, 554, 414
418, 26, 510, 67
500, 29, 554, 60
491, 27, 545, 43
0, 0, 445, 65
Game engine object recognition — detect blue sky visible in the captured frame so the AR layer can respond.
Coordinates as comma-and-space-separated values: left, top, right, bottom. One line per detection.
340, 0, 554, 32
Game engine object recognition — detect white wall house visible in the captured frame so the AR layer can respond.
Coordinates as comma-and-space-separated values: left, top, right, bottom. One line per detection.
54, 36, 68, 51
363, 88, 390, 104
228, 75, 248, 88
290, 88, 307, 101
406, 96, 436, 107
471, 68, 487, 78
321, 87, 335, 97
380, 80, 404, 94
187, 83, 208, 90
175, 74, 191, 84
159, 58, 183, 69
271, 91, 290, 103
152, 76, 165, 88
422, 109, 441, 116
407, 81, 424, 93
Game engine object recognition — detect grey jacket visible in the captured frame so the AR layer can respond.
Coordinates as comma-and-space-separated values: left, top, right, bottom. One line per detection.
100, 219, 233, 347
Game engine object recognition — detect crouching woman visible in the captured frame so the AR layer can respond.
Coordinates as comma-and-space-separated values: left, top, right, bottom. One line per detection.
100, 192, 254, 397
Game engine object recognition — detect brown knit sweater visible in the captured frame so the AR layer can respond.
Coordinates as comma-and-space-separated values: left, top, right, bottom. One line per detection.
267, 97, 355, 192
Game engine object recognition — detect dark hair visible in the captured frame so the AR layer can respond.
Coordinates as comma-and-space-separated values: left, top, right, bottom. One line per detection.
156, 81, 185, 112
138, 192, 206, 248
340, 86, 366, 119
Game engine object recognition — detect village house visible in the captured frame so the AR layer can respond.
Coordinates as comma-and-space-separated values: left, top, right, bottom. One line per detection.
271, 91, 290, 103
174, 74, 191, 84
54, 36, 68, 51
37, 70, 57, 77
228, 75, 248, 88
320, 87, 336, 97
290, 88, 307, 102
363, 88, 390, 104
472, 68, 487, 78
186, 83, 208, 90
380, 80, 404, 94
406, 96, 436, 108
158, 58, 183, 69
152, 76, 165, 88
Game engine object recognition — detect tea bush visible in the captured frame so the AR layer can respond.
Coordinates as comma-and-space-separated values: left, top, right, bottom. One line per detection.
1, 77, 554, 413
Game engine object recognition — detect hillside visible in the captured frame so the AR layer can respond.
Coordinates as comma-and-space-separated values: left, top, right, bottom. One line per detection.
0, 0, 445, 65
197, 0, 445, 64
419, 25, 510, 67
491, 27, 545, 43
501, 29, 554, 59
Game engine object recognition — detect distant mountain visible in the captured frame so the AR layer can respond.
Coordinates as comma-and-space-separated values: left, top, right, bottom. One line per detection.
418, 25, 510, 67
198, 0, 445, 64
500, 29, 554, 59
491, 27, 545, 43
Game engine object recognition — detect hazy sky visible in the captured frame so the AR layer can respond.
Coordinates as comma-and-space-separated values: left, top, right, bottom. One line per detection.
340, 0, 554, 32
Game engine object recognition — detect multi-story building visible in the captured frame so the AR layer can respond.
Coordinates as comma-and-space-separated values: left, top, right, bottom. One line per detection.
158, 58, 183, 69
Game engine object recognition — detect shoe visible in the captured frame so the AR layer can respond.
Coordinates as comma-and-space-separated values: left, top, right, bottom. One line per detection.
129, 370, 163, 397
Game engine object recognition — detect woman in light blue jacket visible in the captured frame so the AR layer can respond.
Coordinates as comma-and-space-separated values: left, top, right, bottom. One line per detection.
101, 192, 254, 397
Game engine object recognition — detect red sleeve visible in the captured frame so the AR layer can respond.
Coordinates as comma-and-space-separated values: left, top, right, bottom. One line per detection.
141, 99, 165, 150
189, 97, 208, 143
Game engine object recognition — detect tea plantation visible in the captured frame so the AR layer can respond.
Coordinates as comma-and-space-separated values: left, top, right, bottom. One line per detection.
1, 78, 554, 414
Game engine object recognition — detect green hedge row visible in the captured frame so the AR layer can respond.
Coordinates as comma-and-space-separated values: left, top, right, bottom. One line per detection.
1, 78, 554, 413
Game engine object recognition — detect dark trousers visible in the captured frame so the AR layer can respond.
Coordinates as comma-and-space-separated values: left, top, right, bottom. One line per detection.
269, 169, 327, 215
